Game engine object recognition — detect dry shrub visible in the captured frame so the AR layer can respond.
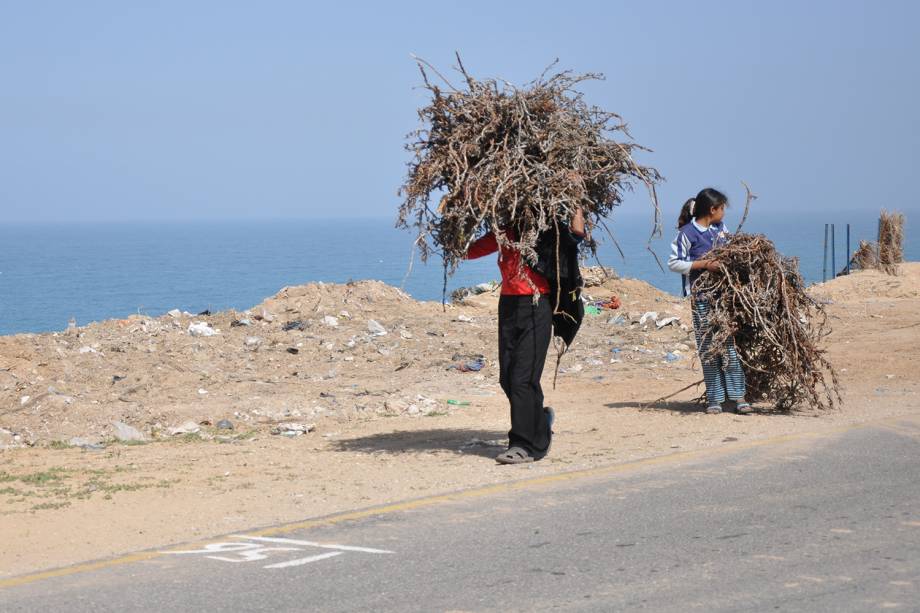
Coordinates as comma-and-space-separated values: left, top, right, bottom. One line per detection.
849, 210, 904, 275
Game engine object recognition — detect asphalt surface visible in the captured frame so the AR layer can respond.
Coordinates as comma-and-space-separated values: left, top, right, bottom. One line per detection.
3, 415, 920, 612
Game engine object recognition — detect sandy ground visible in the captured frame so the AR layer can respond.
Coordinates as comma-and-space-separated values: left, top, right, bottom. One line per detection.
1, 264, 918, 578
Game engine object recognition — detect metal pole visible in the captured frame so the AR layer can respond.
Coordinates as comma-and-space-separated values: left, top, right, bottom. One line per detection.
831, 224, 836, 279
823, 223, 829, 282
846, 223, 851, 275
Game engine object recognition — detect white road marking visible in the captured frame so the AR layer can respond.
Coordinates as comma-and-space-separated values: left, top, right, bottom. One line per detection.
233, 535, 395, 554
263, 551, 344, 569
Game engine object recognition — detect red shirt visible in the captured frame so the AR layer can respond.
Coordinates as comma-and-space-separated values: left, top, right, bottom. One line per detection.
465, 232, 550, 296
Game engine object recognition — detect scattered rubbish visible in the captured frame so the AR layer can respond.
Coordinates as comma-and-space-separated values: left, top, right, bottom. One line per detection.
67, 317, 77, 330
339, 310, 351, 319
112, 421, 146, 442
446, 399, 470, 406
598, 296, 621, 310
722, 436, 739, 442
19, 396, 30, 406
167, 309, 182, 318
244, 336, 263, 350
448, 355, 485, 372
197, 309, 212, 316
169, 421, 201, 436
607, 315, 627, 326
585, 305, 602, 316
256, 309, 275, 322
270, 422, 315, 437
886, 374, 895, 380
198, 388, 209, 395
639, 311, 659, 326
230, 318, 252, 327
656, 316, 680, 329
367, 319, 388, 336
282, 320, 307, 332
188, 321, 218, 337
664, 352, 680, 362
216, 419, 234, 430
78, 346, 98, 354
611, 348, 622, 354
323, 315, 339, 328
456, 314, 474, 323
286, 347, 300, 355
450, 281, 499, 302
112, 375, 126, 384
400, 329, 413, 339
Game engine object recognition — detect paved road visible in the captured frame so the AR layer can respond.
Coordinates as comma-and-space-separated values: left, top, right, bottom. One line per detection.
3, 415, 920, 612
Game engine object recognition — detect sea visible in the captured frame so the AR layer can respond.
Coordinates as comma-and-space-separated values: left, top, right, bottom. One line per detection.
1, 210, 915, 336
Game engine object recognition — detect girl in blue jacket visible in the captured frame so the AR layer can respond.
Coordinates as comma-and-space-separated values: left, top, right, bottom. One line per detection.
668, 188, 751, 415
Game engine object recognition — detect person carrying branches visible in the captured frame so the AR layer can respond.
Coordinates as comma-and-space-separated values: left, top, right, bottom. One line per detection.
667, 188, 752, 415
465, 208, 586, 464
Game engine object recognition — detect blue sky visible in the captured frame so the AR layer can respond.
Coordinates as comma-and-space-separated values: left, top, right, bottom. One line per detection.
1, 1, 917, 222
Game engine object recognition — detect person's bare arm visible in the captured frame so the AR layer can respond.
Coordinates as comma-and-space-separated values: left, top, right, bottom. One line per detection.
691, 259, 720, 271
571, 206, 586, 237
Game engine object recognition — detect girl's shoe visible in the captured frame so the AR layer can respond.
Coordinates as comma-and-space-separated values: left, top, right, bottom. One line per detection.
706, 405, 722, 414
735, 402, 753, 415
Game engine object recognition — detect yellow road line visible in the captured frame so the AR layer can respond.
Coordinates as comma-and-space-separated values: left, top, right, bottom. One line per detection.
2, 412, 918, 590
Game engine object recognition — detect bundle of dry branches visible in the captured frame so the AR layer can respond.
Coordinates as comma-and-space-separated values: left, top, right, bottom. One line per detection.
851, 239, 878, 271
848, 211, 905, 275
694, 233, 841, 411
397, 55, 662, 287
878, 210, 904, 274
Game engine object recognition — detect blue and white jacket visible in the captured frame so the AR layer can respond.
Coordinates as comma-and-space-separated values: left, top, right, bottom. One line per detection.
668, 220, 730, 297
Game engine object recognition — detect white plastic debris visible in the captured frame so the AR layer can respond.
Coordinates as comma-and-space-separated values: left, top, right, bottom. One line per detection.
270, 422, 316, 437
323, 315, 339, 328
367, 319, 387, 336
639, 311, 659, 326
244, 336, 263, 349
167, 309, 182, 318
78, 346, 98, 354
169, 421, 201, 436
188, 321, 218, 337
656, 316, 680, 329
457, 314, 474, 323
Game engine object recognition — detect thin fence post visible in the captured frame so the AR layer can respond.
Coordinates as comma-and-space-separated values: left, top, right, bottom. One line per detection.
831, 224, 836, 279
823, 223, 829, 282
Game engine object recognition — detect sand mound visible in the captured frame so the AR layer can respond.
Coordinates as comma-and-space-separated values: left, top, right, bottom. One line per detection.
0, 274, 691, 447
811, 262, 920, 302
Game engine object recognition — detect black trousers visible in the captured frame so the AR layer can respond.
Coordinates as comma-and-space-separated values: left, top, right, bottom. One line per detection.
498, 294, 552, 457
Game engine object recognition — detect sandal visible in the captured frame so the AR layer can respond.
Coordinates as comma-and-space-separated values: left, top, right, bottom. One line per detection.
495, 447, 534, 464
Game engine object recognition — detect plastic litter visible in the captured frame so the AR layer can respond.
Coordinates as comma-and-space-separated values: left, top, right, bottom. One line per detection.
188, 322, 218, 337
367, 319, 388, 336
656, 316, 680, 329
665, 352, 680, 362
282, 320, 307, 332
639, 311, 659, 326
446, 399, 470, 406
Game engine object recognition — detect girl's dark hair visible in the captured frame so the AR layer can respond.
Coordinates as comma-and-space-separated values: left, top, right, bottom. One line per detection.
677, 187, 728, 228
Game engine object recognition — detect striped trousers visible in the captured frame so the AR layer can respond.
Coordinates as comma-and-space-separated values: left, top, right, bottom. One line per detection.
692, 298, 746, 406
